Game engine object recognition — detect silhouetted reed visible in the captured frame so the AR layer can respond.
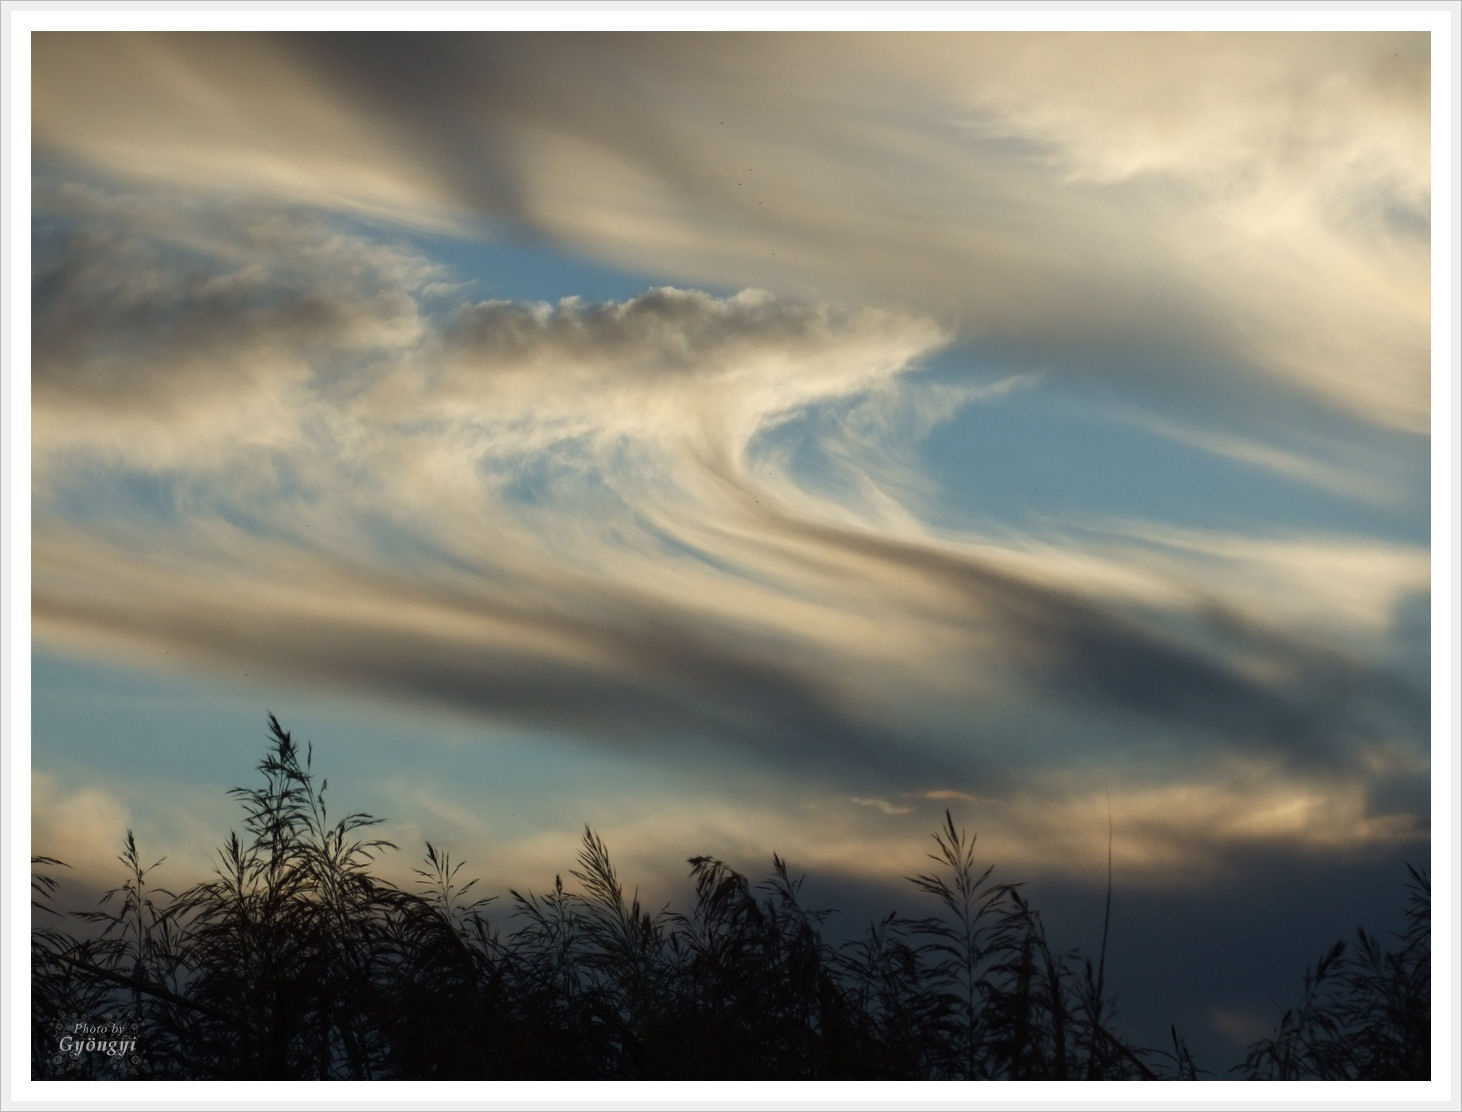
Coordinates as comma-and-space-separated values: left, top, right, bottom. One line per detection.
31, 716, 1430, 1081
1235, 864, 1429, 1081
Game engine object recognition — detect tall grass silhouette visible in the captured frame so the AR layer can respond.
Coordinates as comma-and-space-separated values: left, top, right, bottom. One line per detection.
1234, 864, 1430, 1081
31, 716, 1429, 1081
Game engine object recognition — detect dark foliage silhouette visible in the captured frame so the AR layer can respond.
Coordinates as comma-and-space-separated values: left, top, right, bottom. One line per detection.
31, 717, 1429, 1081
1235, 864, 1429, 1081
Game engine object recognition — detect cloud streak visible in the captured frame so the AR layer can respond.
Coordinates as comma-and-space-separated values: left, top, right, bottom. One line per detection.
29, 184, 1428, 821
32, 31, 1430, 435
26, 30, 1432, 909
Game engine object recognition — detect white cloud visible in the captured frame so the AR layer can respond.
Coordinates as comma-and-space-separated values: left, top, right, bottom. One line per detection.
848, 797, 915, 817
31, 195, 438, 477
31, 33, 467, 231
26, 160, 1428, 895
366, 285, 948, 474
31, 771, 133, 885
980, 752, 1428, 885
376, 750, 1426, 900
1116, 413, 1403, 504
30, 32, 1432, 433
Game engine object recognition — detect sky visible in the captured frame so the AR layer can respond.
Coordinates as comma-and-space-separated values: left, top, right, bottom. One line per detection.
10, 15, 1456, 1094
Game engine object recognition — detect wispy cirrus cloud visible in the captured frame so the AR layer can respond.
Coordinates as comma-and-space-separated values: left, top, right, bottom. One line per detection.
21, 32, 1436, 1078
32, 31, 1430, 435
1114, 414, 1405, 505
27, 27, 1432, 898
30, 184, 1427, 834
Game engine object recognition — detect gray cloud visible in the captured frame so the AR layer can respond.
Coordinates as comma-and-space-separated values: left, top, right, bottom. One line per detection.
31, 31, 1430, 433
30, 195, 436, 475
31, 531, 977, 794
27, 173, 1427, 867
26, 193, 961, 790
30, 190, 945, 482
22, 34, 1435, 1061
31, 483, 1426, 805
725, 505, 1429, 776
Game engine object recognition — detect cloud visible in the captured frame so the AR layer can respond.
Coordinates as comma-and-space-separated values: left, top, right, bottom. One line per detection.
31, 33, 467, 231
27, 183, 1427, 878
1116, 414, 1404, 504
31, 189, 437, 475
990, 753, 1427, 885
379, 746, 1424, 899
31, 771, 132, 885
31, 767, 254, 892
368, 285, 948, 471
848, 797, 915, 817
30, 31, 1431, 434
30, 186, 948, 491
694, 504, 1428, 768
1079, 524, 1432, 644
21, 37, 1436, 1071
30, 494, 1428, 803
